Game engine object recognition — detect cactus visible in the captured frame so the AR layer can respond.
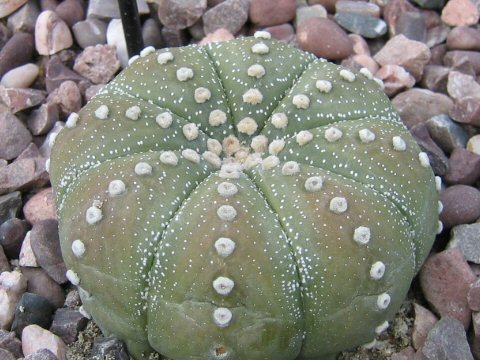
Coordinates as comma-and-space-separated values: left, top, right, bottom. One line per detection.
50, 33, 439, 360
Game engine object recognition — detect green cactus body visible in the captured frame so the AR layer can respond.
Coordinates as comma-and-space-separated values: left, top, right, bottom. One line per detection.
50, 33, 439, 360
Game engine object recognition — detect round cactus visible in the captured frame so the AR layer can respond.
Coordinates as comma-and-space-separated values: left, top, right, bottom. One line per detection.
50, 33, 439, 360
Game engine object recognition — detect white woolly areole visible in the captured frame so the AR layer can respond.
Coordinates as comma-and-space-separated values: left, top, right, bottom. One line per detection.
282, 161, 300, 175
78, 306, 91, 319
183, 123, 199, 141
262, 155, 280, 170
374, 77, 385, 89
419, 152, 430, 167
359, 129, 375, 143
156, 112, 173, 128
128, 55, 139, 66
251, 42, 269, 54
271, 113, 288, 129
362, 339, 377, 350
305, 176, 323, 192
45, 159, 50, 173
438, 201, 443, 214
214, 237, 236, 257
223, 135, 240, 156
217, 205, 237, 221
377, 293, 391, 310
234, 147, 249, 162
269, 139, 285, 155
207, 139, 222, 155
182, 149, 200, 163
250, 135, 268, 153
160, 151, 178, 166
392, 136, 406, 151
353, 226, 371, 245
176, 67, 194, 81
65, 112, 79, 128
194, 87, 211, 103
296, 130, 313, 146
316, 80, 332, 93
435, 176, 442, 192
94, 105, 109, 120
125, 105, 141, 120
329, 197, 348, 214
219, 163, 242, 179
254, 30, 271, 39
325, 127, 343, 142
370, 261, 385, 280
213, 277, 235, 295
108, 180, 126, 196
217, 182, 238, 197
247, 64, 266, 79
340, 69, 356, 82
209, 109, 227, 127
66, 269, 80, 286
86, 206, 102, 225
375, 321, 389, 335
213, 308, 232, 327
237, 117, 258, 135
48, 133, 57, 147
292, 94, 310, 109
242, 88, 263, 105
71, 240, 85, 258
360, 67, 373, 80
244, 154, 262, 170
157, 51, 174, 64
437, 220, 443, 234
134, 162, 152, 175
140, 46, 155, 57
203, 151, 222, 168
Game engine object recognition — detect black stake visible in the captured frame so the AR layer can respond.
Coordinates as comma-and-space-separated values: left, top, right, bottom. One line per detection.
118, 0, 144, 58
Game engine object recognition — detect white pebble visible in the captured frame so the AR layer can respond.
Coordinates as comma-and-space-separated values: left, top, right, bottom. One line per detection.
65, 112, 79, 128
140, 46, 155, 57
269, 139, 285, 155
209, 109, 227, 127
353, 226, 371, 245
160, 151, 178, 166
71, 240, 85, 258
194, 87, 211, 103
329, 197, 348, 214
340, 69, 356, 82
392, 136, 406, 151
243, 88, 263, 105
316, 80, 332, 93
0, 63, 39, 89
85, 206, 102, 225
296, 130, 313, 146
94, 105, 109, 120
207, 139, 222, 155
305, 176, 323, 192
213, 308, 232, 327
251, 42, 269, 54
271, 113, 288, 129
377, 293, 391, 310
250, 135, 268, 153
134, 162, 152, 175
419, 152, 430, 168
66, 270, 80, 285
182, 123, 199, 141
375, 321, 389, 335
214, 237, 236, 257
254, 31, 271, 39
247, 64, 266, 79
262, 155, 280, 170
217, 182, 238, 197
156, 112, 173, 128
370, 261, 385, 280
217, 205, 237, 221
359, 129, 375, 143
125, 105, 141, 120
237, 117, 258, 135
292, 94, 310, 109
282, 161, 300, 175
213, 277, 234, 296
203, 151, 222, 168
182, 149, 200, 163
324, 127, 343, 142
157, 51, 174, 64
176, 67, 194, 81
108, 180, 126, 196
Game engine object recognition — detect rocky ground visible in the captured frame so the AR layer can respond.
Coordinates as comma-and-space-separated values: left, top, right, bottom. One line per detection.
0, 0, 480, 359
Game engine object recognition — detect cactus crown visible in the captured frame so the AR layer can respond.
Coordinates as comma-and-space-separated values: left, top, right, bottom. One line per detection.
50, 33, 439, 360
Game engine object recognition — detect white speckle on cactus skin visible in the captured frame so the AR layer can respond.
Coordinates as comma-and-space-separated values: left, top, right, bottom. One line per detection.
250, 135, 268, 153
66, 269, 80, 285
157, 51, 174, 64
182, 123, 199, 141
94, 104, 109, 119
194, 87, 211, 103
271, 113, 288, 129
305, 176, 323, 192
329, 197, 348, 214
243, 88, 263, 105
375, 321, 389, 335
209, 109, 227, 127
125, 105, 141, 120
213, 277, 235, 295
269, 139, 285, 155
282, 161, 300, 176
217, 205, 237, 221
182, 149, 200, 163
176, 67, 194, 81
292, 94, 310, 109
71, 239, 85, 258
247, 64, 266, 79
296, 130, 313, 146
140, 46, 155, 57
340, 69, 356, 82
213, 308, 232, 327
85, 206, 102, 225
377, 293, 391, 310
254, 30, 271, 39
134, 162, 152, 175
160, 151, 179, 166
262, 155, 280, 170
108, 180, 126, 196
217, 182, 238, 197
156, 112, 173, 128
358, 129, 375, 143
353, 226, 371, 245
316, 79, 332, 93
214, 237, 236, 257
207, 139, 222, 155
65, 112, 79, 128
370, 261, 385, 280
251, 42, 269, 54
325, 127, 343, 142
237, 117, 258, 135
392, 136, 406, 151
202, 151, 222, 168
419, 152, 430, 168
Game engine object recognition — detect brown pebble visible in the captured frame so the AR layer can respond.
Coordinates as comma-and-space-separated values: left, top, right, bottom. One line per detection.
249, 0, 296, 27
447, 26, 480, 51
439, 184, 480, 228
23, 188, 57, 225
441, 0, 479, 27
412, 303, 438, 350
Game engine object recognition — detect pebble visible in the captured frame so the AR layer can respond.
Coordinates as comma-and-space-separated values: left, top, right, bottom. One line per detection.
39, 0, 59, 11
420, 65, 449, 93
0, 0, 28, 18
72, 18, 107, 49
383, 0, 418, 35
467, 135, 480, 155
21, 324, 67, 360
203, 0, 248, 35
297, 18, 353, 60
349, 33, 370, 55
30, 220, 66, 284
45, 56, 85, 94
263, 24, 295, 43
441, 0, 479, 26
334, 12, 387, 39
64, 289, 80, 308
295, 5, 327, 27
249, 0, 296, 26
375, 64, 416, 97
35, 10, 73, 55
0, 63, 39, 89
447, 223, 480, 264
142, 18, 163, 49
84, 84, 104, 102
447, 71, 480, 101
24, 349, 58, 360
11, 293, 54, 337
0, 217, 27, 258
19, 231, 38, 267
0, 271, 27, 330
395, 11, 427, 43
391, 88, 453, 128
445, 148, 480, 185
0, 329, 23, 358
7, 0, 40, 33
429, 44, 447, 65
0, 245, 9, 273
11, 143, 50, 191
335, 0, 380, 16
373, 34, 431, 80
0, 86, 45, 114
0, 106, 31, 160
49, 308, 87, 344
86, 0, 149, 18
425, 114, 468, 154
92, 336, 130, 360
47, 80, 81, 117
467, 279, 480, 311
410, 123, 448, 176
0, 23, 10, 49
157, 0, 207, 30
0, 32, 34, 77
420, 317, 474, 359
106, 19, 128, 68
23, 188, 56, 225
447, 26, 480, 51
161, 26, 188, 47
420, 248, 475, 329
55, 0, 84, 28
444, 50, 480, 74
440, 185, 480, 228
412, 303, 438, 350
73, 45, 120, 84
426, 24, 450, 48
20, 267, 65, 309
0, 348, 15, 360
308, 0, 337, 12
450, 97, 480, 127
473, 313, 480, 359
27, 102, 59, 136
198, 28, 234, 45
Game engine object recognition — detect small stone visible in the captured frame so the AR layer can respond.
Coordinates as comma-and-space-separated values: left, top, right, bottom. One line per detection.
55, 0, 84, 28
35, 10, 73, 55
297, 18, 353, 60
420, 248, 475, 329
72, 18, 107, 49
84, 84, 104, 102
0, 217, 27, 258
7, 1, 39, 34
447, 26, 480, 51
86, 0, 149, 18
249, 0, 296, 26
73, 45, 120, 84
142, 18, 163, 49
161, 26, 188, 47
0, 271, 27, 329
23, 188, 56, 225
20, 267, 65, 309
157, 0, 207, 30
0, 0, 28, 18
426, 24, 450, 48
21, 324, 67, 360
27, 102, 58, 136
373, 34, 431, 80
441, 0, 479, 27
421, 317, 474, 360
0, 329, 23, 358
0, 106, 31, 160
410, 123, 448, 176
202, 0, 248, 35
375, 64, 415, 97
334, 12, 387, 39
447, 71, 480, 101
467, 135, 480, 155
11, 293, 54, 337
0, 348, 15, 360
444, 50, 480, 75
445, 148, 480, 185
49, 308, 87, 344
91, 336, 129, 360
448, 223, 480, 264
0, 63, 39, 88
335, 0, 380, 16
467, 278, 480, 311
425, 114, 468, 154
19, 231, 38, 267
0, 32, 33, 78
106, 19, 127, 67
295, 5, 327, 27
420, 65, 449, 93
47, 80, 81, 117
440, 185, 480, 228
395, 11, 427, 43
383, 0, 419, 35
450, 97, 480, 127
24, 349, 58, 360
45, 56, 85, 94
0, 246, 9, 273
412, 303, 438, 350
0, 159, 38, 195
263, 24, 295, 43
349, 34, 370, 56
198, 28, 234, 45
64, 289, 80, 308
0, 86, 45, 114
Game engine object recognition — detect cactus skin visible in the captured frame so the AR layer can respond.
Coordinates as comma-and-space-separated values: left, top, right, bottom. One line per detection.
50, 34, 439, 360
